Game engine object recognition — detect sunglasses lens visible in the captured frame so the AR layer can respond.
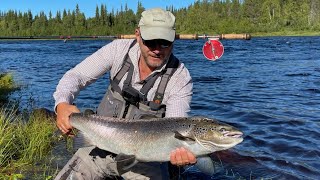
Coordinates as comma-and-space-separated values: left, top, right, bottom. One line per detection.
142, 39, 172, 49
143, 40, 156, 48
160, 40, 172, 48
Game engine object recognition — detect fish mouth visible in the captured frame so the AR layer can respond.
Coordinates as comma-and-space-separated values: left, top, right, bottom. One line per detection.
195, 135, 243, 152
223, 131, 243, 138
195, 131, 244, 151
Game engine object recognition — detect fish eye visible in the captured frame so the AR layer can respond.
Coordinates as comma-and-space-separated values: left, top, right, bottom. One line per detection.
219, 128, 227, 133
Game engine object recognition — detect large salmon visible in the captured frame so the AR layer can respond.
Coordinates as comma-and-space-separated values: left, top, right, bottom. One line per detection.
70, 113, 243, 162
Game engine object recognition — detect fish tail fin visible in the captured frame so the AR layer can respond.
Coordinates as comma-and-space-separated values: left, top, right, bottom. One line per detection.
73, 131, 94, 151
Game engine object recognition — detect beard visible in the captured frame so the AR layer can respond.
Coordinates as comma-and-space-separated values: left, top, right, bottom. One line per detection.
142, 50, 172, 70
145, 56, 166, 69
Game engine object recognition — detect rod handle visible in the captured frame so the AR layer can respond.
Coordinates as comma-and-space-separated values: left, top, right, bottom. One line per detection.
175, 34, 199, 39
118, 34, 136, 39
176, 34, 251, 40
220, 34, 251, 40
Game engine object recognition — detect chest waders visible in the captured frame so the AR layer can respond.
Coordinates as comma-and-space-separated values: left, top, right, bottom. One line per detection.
97, 42, 179, 119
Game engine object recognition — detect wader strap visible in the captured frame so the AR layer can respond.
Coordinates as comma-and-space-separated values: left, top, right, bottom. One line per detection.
110, 40, 136, 93
139, 73, 161, 99
123, 59, 134, 88
111, 61, 131, 93
152, 55, 179, 106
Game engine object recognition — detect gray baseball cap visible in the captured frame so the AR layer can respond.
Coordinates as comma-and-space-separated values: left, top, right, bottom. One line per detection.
138, 8, 176, 42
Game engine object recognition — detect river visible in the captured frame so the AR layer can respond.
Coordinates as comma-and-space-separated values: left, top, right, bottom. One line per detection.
0, 36, 319, 179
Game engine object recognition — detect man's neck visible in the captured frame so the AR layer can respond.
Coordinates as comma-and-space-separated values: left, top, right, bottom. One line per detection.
138, 56, 154, 81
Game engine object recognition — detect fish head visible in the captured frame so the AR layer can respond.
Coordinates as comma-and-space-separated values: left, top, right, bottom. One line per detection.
192, 117, 243, 152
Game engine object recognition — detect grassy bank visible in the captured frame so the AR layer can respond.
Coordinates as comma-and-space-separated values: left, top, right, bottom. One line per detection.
0, 73, 19, 105
0, 108, 58, 179
0, 72, 59, 179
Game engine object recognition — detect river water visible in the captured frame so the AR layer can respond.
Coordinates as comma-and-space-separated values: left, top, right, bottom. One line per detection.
0, 37, 319, 179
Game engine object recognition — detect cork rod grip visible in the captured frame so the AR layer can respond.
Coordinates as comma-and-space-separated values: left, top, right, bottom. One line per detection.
118, 34, 137, 39
220, 34, 251, 40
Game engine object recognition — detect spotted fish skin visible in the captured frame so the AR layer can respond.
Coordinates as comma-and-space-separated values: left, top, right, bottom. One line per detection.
70, 113, 243, 162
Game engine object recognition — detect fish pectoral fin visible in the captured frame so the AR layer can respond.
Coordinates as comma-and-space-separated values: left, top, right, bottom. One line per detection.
174, 131, 196, 142
115, 153, 138, 175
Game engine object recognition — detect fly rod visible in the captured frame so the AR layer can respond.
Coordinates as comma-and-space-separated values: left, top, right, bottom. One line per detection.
113, 33, 251, 40
0, 33, 251, 40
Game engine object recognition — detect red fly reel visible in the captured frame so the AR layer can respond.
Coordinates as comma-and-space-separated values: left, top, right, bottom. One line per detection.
202, 38, 224, 61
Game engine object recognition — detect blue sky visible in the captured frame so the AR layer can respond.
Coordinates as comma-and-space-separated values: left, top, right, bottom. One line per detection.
0, 0, 196, 18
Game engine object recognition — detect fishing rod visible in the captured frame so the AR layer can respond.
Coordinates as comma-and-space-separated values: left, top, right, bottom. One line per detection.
0, 33, 251, 40
0, 33, 251, 61
108, 33, 251, 40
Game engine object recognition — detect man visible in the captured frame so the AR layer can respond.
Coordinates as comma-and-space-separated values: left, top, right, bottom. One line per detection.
54, 8, 196, 179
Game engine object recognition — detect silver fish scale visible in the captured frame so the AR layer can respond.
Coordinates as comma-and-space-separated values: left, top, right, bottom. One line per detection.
89, 115, 197, 134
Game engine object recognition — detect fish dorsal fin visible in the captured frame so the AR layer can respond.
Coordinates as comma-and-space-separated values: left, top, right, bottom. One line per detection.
73, 131, 94, 152
174, 131, 196, 142
115, 153, 138, 175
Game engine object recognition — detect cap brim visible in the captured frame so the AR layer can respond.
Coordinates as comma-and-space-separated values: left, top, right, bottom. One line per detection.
140, 26, 175, 42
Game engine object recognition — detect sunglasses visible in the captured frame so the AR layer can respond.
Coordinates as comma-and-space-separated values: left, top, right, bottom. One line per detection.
141, 38, 173, 49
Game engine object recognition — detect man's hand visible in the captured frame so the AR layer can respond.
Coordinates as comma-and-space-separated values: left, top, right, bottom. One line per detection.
56, 102, 80, 135
170, 147, 197, 166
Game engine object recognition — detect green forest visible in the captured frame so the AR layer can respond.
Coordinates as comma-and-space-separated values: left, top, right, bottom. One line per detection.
0, 0, 320, 37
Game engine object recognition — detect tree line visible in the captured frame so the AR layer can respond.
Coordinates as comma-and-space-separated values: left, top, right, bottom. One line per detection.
0, 0, 319, 36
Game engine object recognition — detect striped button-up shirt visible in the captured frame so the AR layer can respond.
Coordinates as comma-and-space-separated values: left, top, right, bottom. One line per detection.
53, 39, 193, 117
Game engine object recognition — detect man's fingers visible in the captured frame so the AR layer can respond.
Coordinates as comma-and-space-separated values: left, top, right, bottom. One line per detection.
170, 151, 176, 164
55, 103, 80, 135
187, 150, 197, 164
170, 148, 183, 166
175, 148, 183, 165
179, 147, 190, 164
170, 147, 197, 166
56, 115, 72, 134
57, 123, 69, 134
71, 106, 81, 113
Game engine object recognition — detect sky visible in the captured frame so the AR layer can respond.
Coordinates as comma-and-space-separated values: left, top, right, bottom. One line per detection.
0, 0, 197, 18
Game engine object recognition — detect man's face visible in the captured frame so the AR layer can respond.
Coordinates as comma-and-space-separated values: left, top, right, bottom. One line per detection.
136, 29, 173, 70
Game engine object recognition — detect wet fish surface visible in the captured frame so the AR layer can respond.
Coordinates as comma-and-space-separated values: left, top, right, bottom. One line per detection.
70, 113, 243, 162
